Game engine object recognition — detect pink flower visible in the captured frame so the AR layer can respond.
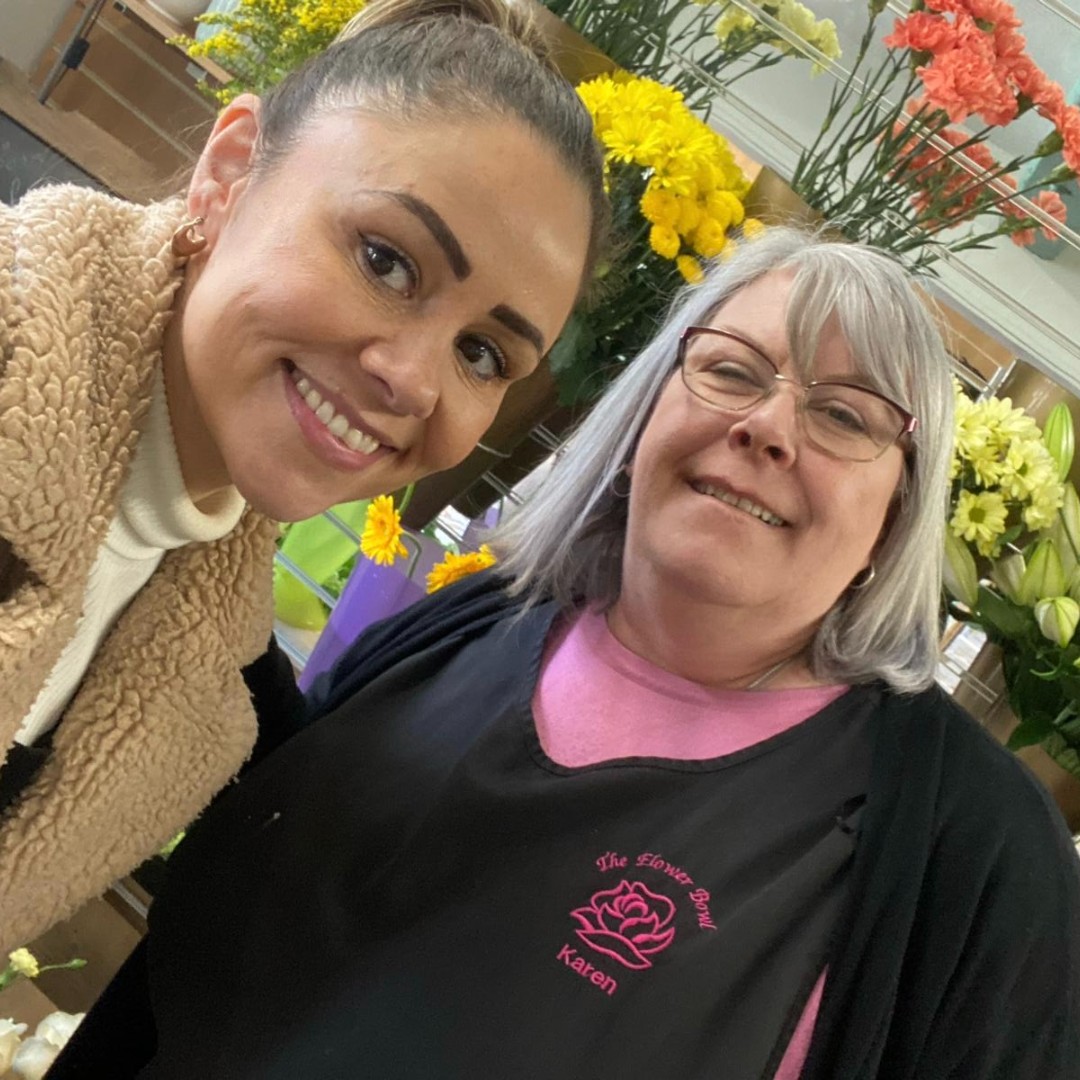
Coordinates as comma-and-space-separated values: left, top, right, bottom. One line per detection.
923, 0, 967, 14
885, 12, 957, 54
1006, 189, 1067, 246
570, 880, 677, 970
967, 0, 1021, 29
1060, 106, 1080, 177
1007, 56, 1067, 124
919, 48, 1018, 126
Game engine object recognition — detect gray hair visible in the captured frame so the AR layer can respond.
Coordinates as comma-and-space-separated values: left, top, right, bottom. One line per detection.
491, 226, 954, 694
252, 0, 608, 290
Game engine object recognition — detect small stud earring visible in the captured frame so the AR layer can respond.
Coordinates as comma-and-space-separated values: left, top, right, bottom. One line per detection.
171, 216, 207, 258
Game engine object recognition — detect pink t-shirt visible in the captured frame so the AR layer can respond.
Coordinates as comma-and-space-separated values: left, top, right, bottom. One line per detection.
533, 610, 847, 1080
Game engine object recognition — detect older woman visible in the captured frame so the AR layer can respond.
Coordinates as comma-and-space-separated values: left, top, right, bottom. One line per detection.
0, 0, 605, 951
56, 228, 1079, 1078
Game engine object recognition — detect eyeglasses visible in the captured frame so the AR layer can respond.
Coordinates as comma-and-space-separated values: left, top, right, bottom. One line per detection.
677, 327, 918, 463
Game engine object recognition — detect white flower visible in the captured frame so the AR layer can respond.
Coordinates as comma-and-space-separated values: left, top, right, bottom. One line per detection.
1035, 596, 1080, 648
36, 1010, 84, 1049
11, 1036, 60, 1080
0, 1018, 28, 1072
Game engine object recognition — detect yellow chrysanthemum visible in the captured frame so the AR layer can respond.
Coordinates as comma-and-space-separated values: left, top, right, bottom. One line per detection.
742, 217, 767, 239
691, 218, 728, 259
8, 949, 38, 978
675, 196, 703, 237
1002, 440, 1060, 502
426, 545, 497, 594
677, 255, 704, 284
360, 495, 407, 566
639, 185, 680, 229
951, 490, 1008, 557
1025, 486, 1065, 531
649, 224, 681, 261
576, 73, 749, 263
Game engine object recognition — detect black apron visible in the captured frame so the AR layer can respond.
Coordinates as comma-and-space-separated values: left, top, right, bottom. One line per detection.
141, 602, 875, 1079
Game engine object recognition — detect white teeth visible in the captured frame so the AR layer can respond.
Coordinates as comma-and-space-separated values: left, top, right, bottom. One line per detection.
289, 367, 382, 456
695, 482, 785, 527
343, 428, 373, 452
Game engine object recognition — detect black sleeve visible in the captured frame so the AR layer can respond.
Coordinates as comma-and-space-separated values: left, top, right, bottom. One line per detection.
915, 767, 1080, 1079
44, 939, 156, 1079
242, 635, 309, 768
807, 692, 1080, 1080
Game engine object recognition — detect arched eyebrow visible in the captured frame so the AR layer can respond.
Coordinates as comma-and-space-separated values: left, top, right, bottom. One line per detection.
385, 191, 471, 280
373, 189, 545, 356
490, 304, 545, 356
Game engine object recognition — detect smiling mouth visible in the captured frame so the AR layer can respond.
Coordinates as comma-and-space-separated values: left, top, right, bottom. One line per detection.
287, 364, 383, 455
690, 480, 788, 527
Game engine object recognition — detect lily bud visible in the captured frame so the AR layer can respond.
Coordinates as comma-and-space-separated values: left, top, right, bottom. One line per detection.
1044, 403, 1075, 481
943, 531, 979, 608
1044, 518, 1078, 578
990, 551, 1026, 604
1059, 483, 1080, 560
1018, 538, 1068, 606
1035, 596, 1080, 648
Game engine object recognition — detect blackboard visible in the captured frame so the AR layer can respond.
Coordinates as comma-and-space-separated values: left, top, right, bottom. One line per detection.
0, 112, 104, 205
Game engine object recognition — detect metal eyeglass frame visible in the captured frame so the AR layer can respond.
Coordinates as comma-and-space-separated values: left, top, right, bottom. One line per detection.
676, 326, 919, 463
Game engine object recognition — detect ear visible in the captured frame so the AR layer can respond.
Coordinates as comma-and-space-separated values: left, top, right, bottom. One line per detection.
186, 94, 262, 246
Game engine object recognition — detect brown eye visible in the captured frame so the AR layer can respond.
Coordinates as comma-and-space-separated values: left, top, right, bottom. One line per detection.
358, 236, 417, 296
456, 335, 507, 382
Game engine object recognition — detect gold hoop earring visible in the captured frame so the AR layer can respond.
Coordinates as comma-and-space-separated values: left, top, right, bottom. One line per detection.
850, 563, 876, 590
171, 217, 207, 258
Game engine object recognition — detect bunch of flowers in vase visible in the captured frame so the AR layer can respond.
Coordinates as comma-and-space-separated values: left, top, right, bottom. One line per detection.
550, 73, 755, 402
176, 0, 366, 104
784, 0, 1079, 269
542, 0, 841, 114
943, 387, 1080, 777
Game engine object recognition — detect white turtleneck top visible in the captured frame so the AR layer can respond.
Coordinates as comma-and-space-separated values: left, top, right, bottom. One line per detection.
15, 372, 244, 746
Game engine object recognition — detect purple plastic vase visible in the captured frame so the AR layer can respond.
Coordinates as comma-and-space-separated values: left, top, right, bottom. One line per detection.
298, 558, 425, 691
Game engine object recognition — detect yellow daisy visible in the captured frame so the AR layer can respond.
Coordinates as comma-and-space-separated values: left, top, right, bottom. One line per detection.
950, 490, 1008, 557
677, 255, 704, 284
360, 495, 408, 567
426, 545, 497, 595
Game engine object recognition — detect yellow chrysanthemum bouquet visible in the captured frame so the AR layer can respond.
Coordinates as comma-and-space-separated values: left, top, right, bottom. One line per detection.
177, 0, 366, 104
943, 385, 1080, 776
549, 73, 754, 402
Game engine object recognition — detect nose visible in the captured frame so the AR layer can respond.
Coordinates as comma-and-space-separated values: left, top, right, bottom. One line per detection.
725, 383, 800, 465
357, 334, 440, 420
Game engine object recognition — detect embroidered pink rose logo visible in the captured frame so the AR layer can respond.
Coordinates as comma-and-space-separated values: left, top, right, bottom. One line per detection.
570, 879, 676, 970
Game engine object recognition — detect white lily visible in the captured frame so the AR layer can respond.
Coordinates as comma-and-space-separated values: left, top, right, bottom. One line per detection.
1035, 596, 1080, 648
35, 1010, 84, 1049
0, 1018, 28, 1072
990, 552, 1026, 605
1018, 538, 1068, 606
944, 531, 979, 608
11, 1035, 59, 1080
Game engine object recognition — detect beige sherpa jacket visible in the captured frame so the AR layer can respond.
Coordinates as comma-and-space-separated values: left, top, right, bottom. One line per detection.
0, 186, 280, 951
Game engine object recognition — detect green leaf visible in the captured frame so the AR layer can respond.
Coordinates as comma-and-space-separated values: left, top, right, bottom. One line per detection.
547, 312, 600, 406
973, 584, 1033, 639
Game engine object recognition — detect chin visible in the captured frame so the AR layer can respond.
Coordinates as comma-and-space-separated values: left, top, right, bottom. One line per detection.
232, 477, 332, 523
